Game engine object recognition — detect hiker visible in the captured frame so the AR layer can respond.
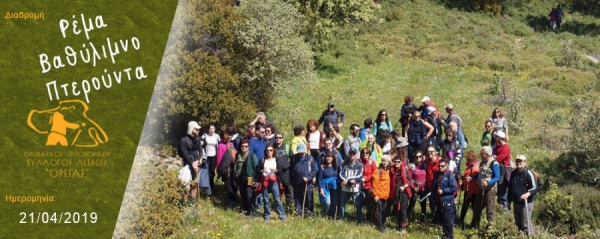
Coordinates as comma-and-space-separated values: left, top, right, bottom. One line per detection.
338, 147, 364, 222
457, 150, 480, 228
249, 125, 267, 163
243, 124, 255, 141
306, 119, 326, 160
489, 107, 509, 141
405, 111, 435, 158
317, 151, 340, 218
326, 123, 344, 151
318, 102, 345, 137
431, 160, 458, 239
392, 148, 413, 233
291, 144, 318, 217
318, 138, 343, 170
217, 129, 237, 208
227, 125, 242, 152
179, 121, 203, 206
508, 155, 537, 236
359, 118, 373, 142
343, 124, 362, 160
372, 155, 392, 232
440, 104, 464, 132
549, 8, 557, 30
249, 111, 273, 128
257, 145, 287, 222
373, 109, 394, 144
273, 132, 293, 207
233, 139, 259, 217
555, 5, 564, 29
480, 120, 494, 147
419, 96, 442, 145
377, 130, 395, 156
202, 124, 221, 194
467, 146, 500, 229
359, 147, 378, 221
407, 150, 427, 221
359, 133, 383, 165
437, 128, 463, 173
290, 125, 308, 154
392, 130, 409, 160
493, 131, 512, 210
264, 125, 276, 146
399, 95, 418, 136
425, 146, 441, 221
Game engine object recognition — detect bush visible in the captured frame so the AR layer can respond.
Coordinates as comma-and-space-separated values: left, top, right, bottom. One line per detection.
114, 147, 183, 238
536, 183, 600, 236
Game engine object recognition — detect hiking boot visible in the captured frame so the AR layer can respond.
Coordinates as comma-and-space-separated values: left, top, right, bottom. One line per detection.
379, 225, 386, 233
188, 199, 196, 206
247, 211, 259, 218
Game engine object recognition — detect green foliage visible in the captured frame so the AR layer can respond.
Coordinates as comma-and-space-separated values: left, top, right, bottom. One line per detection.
556, 39, 582, 68
536, 183, 600, 235
285, 0, 380, 49
235, 0, 315, 108
114, 148, 183, 238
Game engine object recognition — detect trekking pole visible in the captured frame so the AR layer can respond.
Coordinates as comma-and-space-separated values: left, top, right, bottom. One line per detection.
525, 198, 533, 237
302, 182, 308, 219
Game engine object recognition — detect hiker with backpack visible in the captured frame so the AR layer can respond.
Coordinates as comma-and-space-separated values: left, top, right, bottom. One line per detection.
317, 151, 341, 218
274, 132, 293, 208
359, 133, 383, 165
431, 160, 458, 239
399, 95, 418, 136
179, 121, 203, 206
467, 146, 500, 229
359, 147, 378, 222
405, 111, 435, 159
372, 155, 392, 232
419, 96, 442, 145
257, 145, 287, 222
233, 139, 259, 217
217, 129, 237, 208
290, 144, 318, 217
407, 150, 427, 222
338, 147, 364, 222
508, 155, 538, 236
438, 128, 463, 173
493, 131, 512, 210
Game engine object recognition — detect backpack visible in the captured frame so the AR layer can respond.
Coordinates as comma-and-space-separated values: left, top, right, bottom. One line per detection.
491, 159, 505, 185
526, 168, 542, 192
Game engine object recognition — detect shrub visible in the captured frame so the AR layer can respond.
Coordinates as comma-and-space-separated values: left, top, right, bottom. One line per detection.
536, 183, 600, 236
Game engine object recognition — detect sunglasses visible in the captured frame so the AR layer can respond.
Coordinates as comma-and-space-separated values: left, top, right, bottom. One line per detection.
276, 136, 283, 139
393, 161, 401, 164
266, 149, 273, 152
416, 155, 423, 157
439, 165, 447, 168
241, 145, 249, 148
516, 159, 525, 163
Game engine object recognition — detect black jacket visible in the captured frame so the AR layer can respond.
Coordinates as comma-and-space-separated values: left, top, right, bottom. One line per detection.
508, 167, 537, 205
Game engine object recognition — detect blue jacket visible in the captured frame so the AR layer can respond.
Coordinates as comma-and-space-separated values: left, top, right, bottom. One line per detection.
290, 154, 318, 186
431, 170, 458, 204
249, 137, 266, 166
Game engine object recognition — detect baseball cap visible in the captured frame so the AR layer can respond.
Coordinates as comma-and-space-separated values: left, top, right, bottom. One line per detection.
349, 147, 358, 154
495, 131, 506, 139
421, 96, 430, 103
297, 143, 307, 153
445, 104, 453, 110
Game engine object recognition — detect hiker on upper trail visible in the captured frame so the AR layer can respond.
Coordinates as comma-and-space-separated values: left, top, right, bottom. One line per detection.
318, 102, 345, 137
555, 4, 564, 29
549, 8, 558, 30
508, 155, 537, 236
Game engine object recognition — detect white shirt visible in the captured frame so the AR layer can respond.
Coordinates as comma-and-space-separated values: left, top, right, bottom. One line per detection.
203, 133, 220, 157
263, 158, 277, 176
308, 131, 321, 150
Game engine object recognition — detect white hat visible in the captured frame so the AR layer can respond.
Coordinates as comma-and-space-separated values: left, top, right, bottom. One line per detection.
421, 96, 431, 103
516, 155, 527, 161
187, 121, 201, 134
495, 131, 506, 139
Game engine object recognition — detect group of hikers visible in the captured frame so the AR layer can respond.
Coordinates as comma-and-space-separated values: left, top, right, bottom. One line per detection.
178, 96, 538, 238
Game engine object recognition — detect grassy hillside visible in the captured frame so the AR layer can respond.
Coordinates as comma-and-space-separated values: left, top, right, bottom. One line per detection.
166, 0, 600, 238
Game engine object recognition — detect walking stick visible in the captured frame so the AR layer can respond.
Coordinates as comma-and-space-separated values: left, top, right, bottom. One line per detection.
302, 182, 308, 218
525, 198, 533, 237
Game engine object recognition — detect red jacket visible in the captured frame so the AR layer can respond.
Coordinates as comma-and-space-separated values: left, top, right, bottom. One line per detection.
462, 160, 480, 195
425, 156, 440, 190
390, 160, 413, 200
361, 159, 377, 190
494, 143, 511, 167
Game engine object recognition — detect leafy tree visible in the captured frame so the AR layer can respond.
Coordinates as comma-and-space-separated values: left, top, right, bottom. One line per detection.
284, 0, 380, 49
235, 0, 315, 110
564, 94, 600, 186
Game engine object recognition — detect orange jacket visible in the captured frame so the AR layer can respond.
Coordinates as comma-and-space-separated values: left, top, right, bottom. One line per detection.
371, 167, 391, 200
462, 160, 480, 195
